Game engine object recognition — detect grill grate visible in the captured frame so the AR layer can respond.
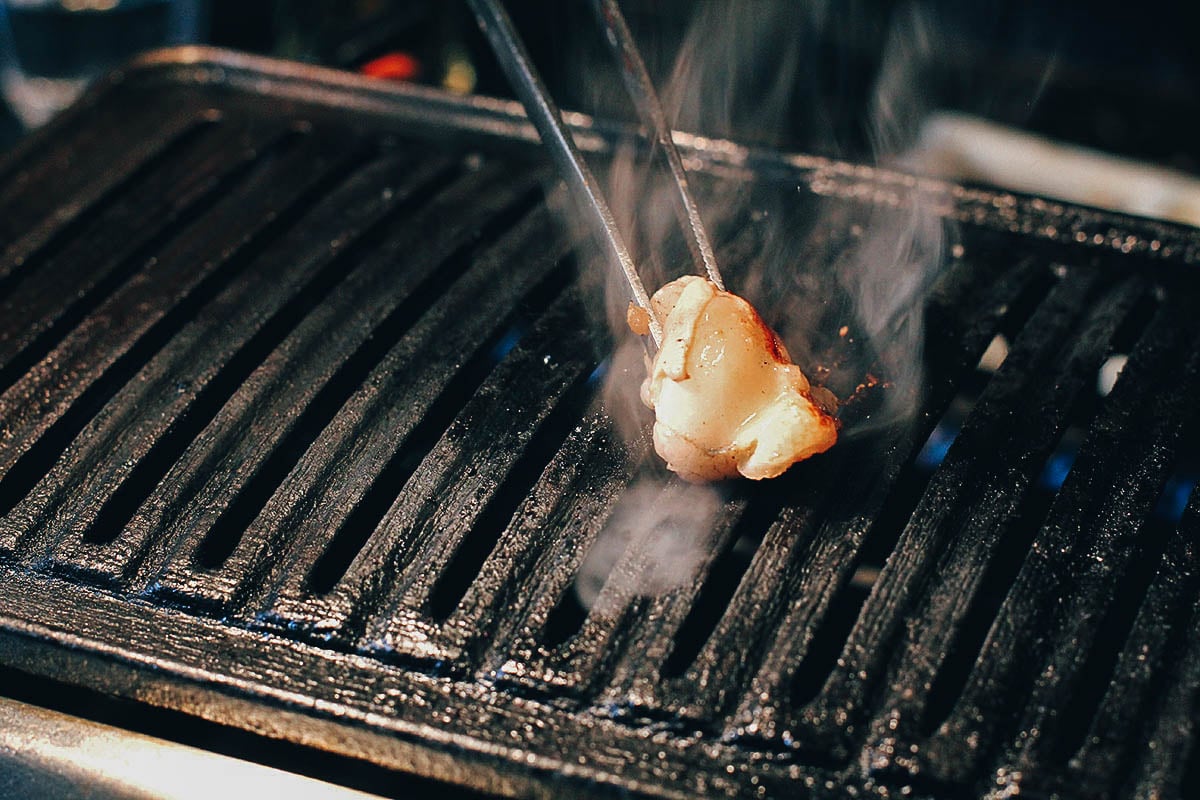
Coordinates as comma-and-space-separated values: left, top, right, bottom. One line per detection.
1, 49, 1199, 799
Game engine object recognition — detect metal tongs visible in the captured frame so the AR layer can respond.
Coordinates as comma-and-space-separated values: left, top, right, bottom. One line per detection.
467, 0, 726, 350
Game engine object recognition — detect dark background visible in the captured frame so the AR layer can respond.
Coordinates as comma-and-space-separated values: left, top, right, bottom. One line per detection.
3, 0, 1200, 177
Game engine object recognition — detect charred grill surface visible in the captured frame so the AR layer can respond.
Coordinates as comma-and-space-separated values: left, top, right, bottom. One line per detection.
1, 49, 1199, 799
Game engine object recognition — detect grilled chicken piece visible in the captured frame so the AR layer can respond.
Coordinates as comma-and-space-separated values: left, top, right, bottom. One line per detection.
635, 276, 837, 482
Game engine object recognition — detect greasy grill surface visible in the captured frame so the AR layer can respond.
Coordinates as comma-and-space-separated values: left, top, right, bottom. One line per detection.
2, 49, 1200, 799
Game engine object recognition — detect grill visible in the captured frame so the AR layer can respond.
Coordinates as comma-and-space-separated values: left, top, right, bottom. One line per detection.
2, 47, 1200, 799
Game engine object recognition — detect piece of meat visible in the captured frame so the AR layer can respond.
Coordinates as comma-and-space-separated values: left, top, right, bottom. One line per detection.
626, 303, 651, 337
634, 276, 838, 482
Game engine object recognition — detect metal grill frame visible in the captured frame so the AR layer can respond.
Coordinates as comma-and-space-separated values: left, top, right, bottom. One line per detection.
1, 47, 1199, 799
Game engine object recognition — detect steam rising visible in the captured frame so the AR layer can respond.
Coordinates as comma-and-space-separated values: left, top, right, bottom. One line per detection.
568, 2, 990, 610
575, 480, 721, 615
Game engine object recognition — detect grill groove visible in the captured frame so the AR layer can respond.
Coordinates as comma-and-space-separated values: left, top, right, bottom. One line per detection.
136, 163, 546, 613
1, 52, 1199, 800
0, 129, 354, 552
921, 285, 1200, 789
39, 146, 456, 584
357, 289, 603, 670
729, 249, 1060, 752
855, 271, 1149, 772
0, 117, 226, 392
0, 102, 212, 284
248, 206, 577, 647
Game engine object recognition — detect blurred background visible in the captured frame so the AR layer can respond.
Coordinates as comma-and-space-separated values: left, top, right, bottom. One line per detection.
0, 0, 1195, 163
1, 0, 1199, 179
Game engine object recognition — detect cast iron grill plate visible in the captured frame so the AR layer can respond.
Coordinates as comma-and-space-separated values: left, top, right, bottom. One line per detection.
1, 48, 1199, 799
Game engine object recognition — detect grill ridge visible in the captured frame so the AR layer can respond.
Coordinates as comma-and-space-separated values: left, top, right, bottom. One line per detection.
476, 411, 643, 687
0, 129, 348, 544
0, 117, 221, 352
864, 272, 1142, 734
926, 285, 1166, 745
659, 486, 780, 681
83, 145, 396, 555
183, 162, 479, 573
424, 280, 595, 623
282, 195, 557, 588
994, 343, 1200, 794
189, 178, 564, 628
36, 147, 459, 587
59, 142, 388, 538
662, 467, 850, 726
1048, 499, 1176, 767
535, 477, 708, 692
99, 148, 422, 563
137, 164, 546, 613
4, 53, 1200, 799
730, 252, 1062, 751
860, 272, 1154, 781
248, 209, 578, 648
482, 450, 650, 699
1136, 562, 1200, 796
357, 289, 605, 672
0, 121, 305, 457
301, 263, 575, 603
922, 288, 1200, 789
0, 104, 213, 280
602, 505, 771, 730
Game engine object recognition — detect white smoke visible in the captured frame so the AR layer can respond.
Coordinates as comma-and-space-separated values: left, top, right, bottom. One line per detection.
562, 1, 1063, 606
